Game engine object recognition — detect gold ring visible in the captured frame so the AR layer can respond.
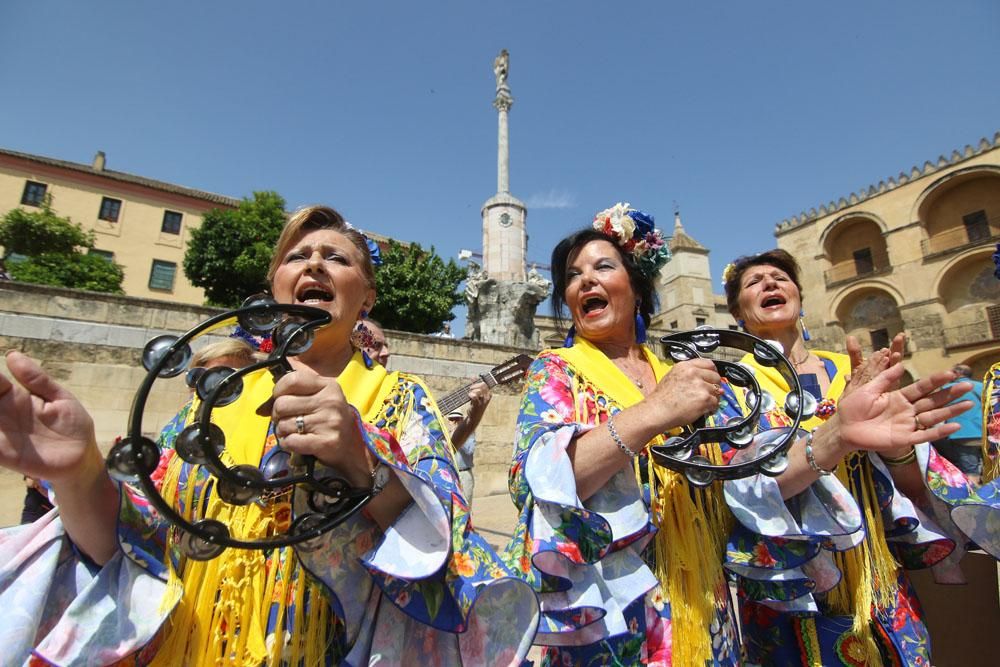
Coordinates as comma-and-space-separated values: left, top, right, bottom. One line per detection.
914, 414, 924, 431
295, 415, 306, 435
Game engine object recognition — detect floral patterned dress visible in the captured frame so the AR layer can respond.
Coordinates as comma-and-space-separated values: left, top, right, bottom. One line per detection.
502, 340, 862, 666
0, 354, 539, 666
725, 350, 1000, 666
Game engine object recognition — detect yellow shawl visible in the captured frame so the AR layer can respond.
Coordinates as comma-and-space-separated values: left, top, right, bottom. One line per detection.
554, 338, 731, 666
151, 352, 398, 666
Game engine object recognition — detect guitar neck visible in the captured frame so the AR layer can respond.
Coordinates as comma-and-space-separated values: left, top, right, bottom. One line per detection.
437, 372, 495, 415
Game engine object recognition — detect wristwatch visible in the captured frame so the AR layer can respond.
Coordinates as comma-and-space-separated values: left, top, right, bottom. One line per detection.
371, 462, 391, 496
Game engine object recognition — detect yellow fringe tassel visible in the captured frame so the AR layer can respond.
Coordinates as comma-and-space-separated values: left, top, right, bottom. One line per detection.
646, 446, 732, 667
821, 454, 898, 666
982, 363, 1000, 483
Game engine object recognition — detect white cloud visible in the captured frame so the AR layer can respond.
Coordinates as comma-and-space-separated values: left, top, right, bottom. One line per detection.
526, 189, 575, 209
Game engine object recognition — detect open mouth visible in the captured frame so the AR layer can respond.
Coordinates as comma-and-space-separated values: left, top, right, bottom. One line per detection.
761, 295, 785, 309
582, 296, 608, 315
296, 285, 333, 304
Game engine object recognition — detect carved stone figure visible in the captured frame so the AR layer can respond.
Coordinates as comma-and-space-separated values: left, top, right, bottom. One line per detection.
493, 49, 509, 89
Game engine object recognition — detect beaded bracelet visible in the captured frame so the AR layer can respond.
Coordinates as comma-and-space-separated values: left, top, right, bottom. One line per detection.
607, 414, 639, 459
804, 428, 837, 476
881, 448, 917, 467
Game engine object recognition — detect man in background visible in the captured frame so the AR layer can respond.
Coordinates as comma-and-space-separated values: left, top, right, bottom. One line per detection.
935, 364, 984, 482
445, 382, 491, 505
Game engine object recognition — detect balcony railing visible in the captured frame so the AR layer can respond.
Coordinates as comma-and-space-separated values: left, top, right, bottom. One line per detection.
943, 319, 1000, 350
823, 252, 891, 288
921, 220, 1000, 258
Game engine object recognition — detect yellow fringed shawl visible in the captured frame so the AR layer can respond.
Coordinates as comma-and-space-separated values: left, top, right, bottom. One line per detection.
738, 350, 899, 666
982, 362, 1000, 484
150, 353, 398, 667
553, 338, 732, 666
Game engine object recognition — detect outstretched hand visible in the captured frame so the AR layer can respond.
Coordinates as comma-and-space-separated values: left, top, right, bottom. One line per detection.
0, 350, 100, 483
837, 363, 971, 453
842, 333, 906, 398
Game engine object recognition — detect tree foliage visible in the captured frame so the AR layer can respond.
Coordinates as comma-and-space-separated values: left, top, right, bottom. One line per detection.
183, 191, 287, 307
370, 240, 467, 334
0, 201, 124, 294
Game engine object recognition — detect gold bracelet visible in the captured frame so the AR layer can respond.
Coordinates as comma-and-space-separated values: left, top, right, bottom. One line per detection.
881, 448, 917, 467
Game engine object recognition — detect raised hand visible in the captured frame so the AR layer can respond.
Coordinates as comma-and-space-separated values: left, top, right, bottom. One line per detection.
837, 363, 971, 453
0, 350, 100, 482
647, 358, 722, 430
269, 365, 371, 486
842, 333, 907, 399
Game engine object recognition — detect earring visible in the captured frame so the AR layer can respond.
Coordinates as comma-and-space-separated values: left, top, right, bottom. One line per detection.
737, 319, 746, 330
635, 307, 647, 344
360, 309, 368, 319
563, 325, 576, 347
799, 309, 811, 342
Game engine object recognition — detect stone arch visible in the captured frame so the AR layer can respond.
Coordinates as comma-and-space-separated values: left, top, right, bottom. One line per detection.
819, 212, 891, 286
933, 247, 1000, 314
913, 166, 1000, 255
833, 285, 905, 353
962, 349, 1000, 382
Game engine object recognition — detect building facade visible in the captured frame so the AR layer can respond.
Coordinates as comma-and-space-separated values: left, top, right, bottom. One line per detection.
775, 132, 1000, 380
0, 148, 240, 305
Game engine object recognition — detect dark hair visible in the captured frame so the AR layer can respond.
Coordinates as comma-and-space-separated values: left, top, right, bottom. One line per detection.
550, 228, 657, 333
723, 248, 802, 317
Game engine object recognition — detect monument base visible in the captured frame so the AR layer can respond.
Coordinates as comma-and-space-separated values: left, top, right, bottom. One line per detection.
466, 276, 548, 348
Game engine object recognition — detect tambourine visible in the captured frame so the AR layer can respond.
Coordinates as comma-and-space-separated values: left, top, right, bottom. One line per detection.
106, 294, 376, 561
651, 328, 815, 486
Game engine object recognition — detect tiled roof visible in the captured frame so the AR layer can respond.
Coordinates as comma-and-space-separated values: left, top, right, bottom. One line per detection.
0, 147, 241, 208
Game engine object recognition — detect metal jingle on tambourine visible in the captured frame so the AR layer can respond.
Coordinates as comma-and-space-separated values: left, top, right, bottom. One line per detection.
752, 341, 782, 368
747, 390, 776, 414
760, 452, 790, 476
238, 294, 283, 334
799, 391, 818, 420
722, 364, 753, 388
291, 513, 327, 552
784, 391, 817, 420
689, 330, 721, 353
196, 366, 244, 407
141, 335, 191, 378
272, 319, 315, 356
180, 519, 229, 561
106, 436, 160, 482
683, 456, 716, 487
723, 417, 755, 448
657, 435, 694, 461
174, 422, 226, 465
664, 341, 698, 362
216, 464, 265, 506
306, 468, 350, 513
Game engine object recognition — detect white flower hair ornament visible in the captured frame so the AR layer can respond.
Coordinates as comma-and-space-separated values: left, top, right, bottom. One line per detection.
592, 202, 671, 278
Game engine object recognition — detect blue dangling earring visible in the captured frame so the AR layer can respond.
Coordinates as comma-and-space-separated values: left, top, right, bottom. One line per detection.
737, 319, 746, 330
799, 309, 811, 342
563, 325, 576, 347
635, 308, 647, 344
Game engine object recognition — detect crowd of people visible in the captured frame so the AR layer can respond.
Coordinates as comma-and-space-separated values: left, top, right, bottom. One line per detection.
0, 201, 998, 666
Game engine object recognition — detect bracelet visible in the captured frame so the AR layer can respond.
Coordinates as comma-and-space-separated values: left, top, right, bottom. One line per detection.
607, 414, 639, 459
804, 428, 837, 476
881, 448, 917, 467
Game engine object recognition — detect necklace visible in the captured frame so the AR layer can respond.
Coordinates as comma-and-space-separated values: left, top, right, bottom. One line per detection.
790, 349, 811, 367
612, 359, 646, 389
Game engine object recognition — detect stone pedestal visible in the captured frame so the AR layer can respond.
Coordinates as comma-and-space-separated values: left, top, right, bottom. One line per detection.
466, 266, 549, 348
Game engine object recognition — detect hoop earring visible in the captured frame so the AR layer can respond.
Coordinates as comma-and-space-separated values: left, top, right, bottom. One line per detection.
563, 325, 576, 348
799, 309, 811, 342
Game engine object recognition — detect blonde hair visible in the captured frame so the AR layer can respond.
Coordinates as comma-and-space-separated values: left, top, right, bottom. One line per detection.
266, 205, 375, 289
190, 339, 256, 369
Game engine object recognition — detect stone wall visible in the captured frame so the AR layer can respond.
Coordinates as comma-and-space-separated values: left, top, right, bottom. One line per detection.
0, 281, 537, 526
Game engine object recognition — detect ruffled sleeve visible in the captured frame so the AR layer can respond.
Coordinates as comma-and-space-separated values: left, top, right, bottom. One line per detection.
296, 375, 539, 665
721, 381, 865, 612
502, 352, 658, 647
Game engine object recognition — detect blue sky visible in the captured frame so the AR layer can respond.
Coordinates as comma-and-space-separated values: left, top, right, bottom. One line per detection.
2, 1, 998, 334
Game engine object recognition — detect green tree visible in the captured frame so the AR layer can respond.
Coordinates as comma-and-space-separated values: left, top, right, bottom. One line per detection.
370, 240, 467, 334
183, 191, 287, 306
0, 201, 124, 294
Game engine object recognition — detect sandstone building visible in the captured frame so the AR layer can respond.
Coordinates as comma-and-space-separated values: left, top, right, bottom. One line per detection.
775, 132, 1000, 380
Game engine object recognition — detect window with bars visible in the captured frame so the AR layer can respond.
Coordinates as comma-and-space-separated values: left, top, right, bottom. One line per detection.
88, 249, 115, 263
161, 210, 182, 234
98, 197, 122, 222
988, 305, 1000, 340
148, 260, 176, 291
21, 181, 47, 206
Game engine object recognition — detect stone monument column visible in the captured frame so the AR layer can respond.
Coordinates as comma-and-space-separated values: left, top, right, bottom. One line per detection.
466, 50, 549, 348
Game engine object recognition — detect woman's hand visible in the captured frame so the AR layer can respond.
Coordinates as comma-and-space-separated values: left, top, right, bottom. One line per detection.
841, 333, 906, 399
837, 363, 972, 454
269, 366, 372, 488
646, 358, 722, 431
0, 351, 101, 482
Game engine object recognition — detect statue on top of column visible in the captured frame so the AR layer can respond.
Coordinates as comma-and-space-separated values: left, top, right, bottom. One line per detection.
493, 49, 509, 89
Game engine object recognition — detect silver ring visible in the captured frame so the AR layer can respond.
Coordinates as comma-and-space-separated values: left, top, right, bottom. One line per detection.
295, 415, 306, 435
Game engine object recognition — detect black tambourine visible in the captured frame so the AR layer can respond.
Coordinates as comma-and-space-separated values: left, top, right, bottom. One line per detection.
106, 294, 376, 561
651, 328, 815, 486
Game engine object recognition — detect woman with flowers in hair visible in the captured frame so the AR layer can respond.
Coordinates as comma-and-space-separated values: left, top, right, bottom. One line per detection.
503, 203, 980, 666
721, 248, 1000, 666
0, 205, 539, 666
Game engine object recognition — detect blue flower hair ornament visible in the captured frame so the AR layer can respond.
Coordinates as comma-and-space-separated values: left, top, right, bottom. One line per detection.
592, 202, 671, 278
993, 242, 1000, 280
